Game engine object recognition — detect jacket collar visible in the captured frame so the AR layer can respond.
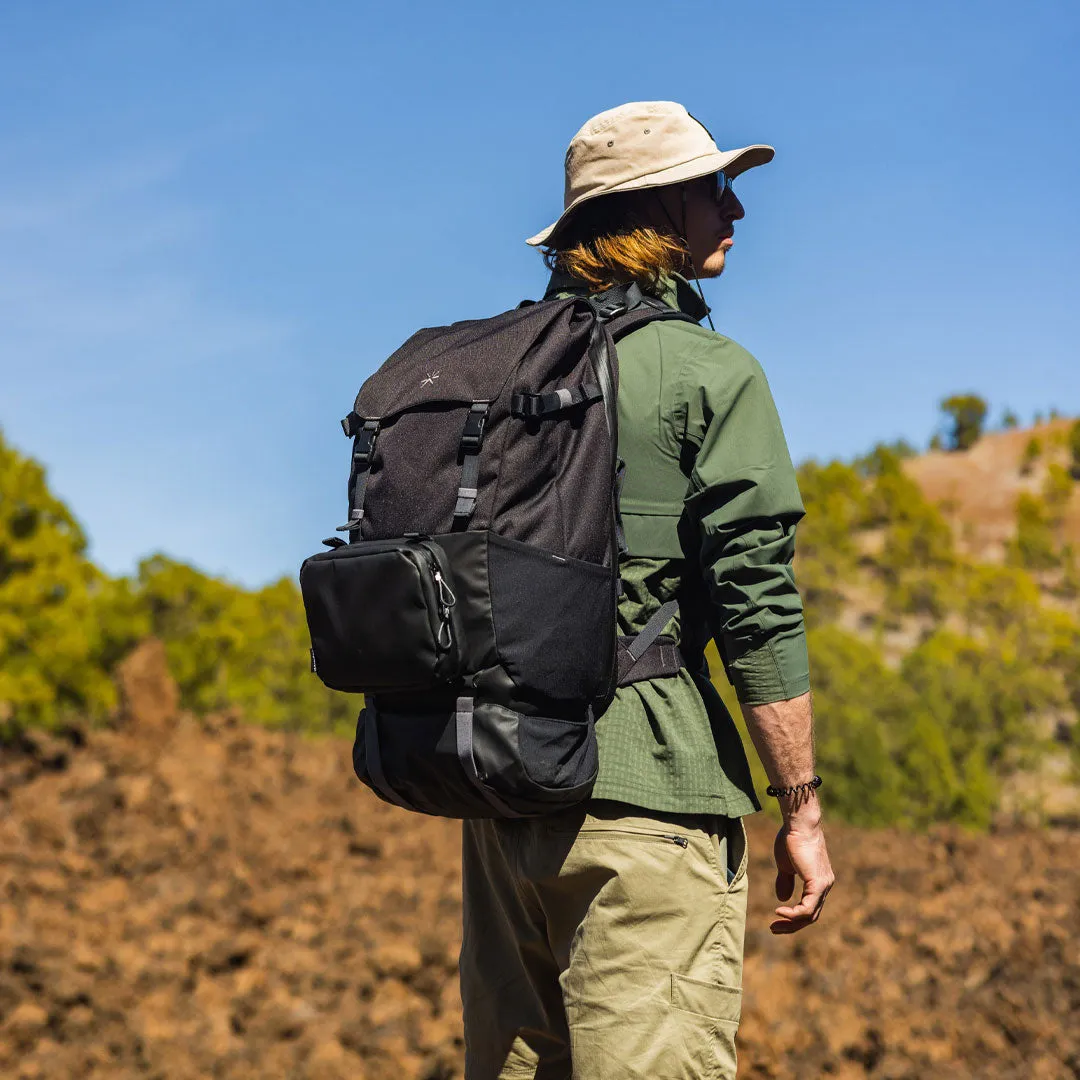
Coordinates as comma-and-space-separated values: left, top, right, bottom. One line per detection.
542, 270, 710, 324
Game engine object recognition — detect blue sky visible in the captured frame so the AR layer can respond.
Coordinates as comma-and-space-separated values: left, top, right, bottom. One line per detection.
2, 1, 1078, 587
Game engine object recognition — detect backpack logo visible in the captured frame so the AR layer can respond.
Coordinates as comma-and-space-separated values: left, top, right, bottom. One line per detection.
420, 371, 440, 388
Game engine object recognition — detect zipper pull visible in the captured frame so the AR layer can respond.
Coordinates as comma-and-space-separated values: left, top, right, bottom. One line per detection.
434, 570, 456, 650
667, 835, 688, 848
434, 570, 457, 609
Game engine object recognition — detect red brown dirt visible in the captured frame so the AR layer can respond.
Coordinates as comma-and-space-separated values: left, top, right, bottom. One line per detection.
1, 644, 1077, 1079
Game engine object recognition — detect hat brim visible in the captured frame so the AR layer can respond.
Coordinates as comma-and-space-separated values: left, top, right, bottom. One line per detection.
525, 143, 774, 248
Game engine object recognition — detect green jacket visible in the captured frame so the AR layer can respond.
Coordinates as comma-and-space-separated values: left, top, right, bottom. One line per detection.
545, 270, 811, 817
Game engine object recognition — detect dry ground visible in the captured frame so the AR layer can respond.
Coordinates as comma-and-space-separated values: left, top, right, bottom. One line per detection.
904, 418, 1080, 563
1, 644, 1077, 1079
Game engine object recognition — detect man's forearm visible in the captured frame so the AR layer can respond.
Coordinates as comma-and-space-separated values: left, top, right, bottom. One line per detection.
739, 690, 820, 822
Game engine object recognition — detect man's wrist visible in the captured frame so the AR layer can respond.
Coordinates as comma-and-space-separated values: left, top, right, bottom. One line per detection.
782, 799, 823, 829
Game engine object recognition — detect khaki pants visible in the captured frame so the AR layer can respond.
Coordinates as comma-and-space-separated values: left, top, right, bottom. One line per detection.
460, 800, 749, 1080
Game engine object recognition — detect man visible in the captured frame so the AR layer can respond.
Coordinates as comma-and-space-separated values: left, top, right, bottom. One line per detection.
460, 101, 834, 1079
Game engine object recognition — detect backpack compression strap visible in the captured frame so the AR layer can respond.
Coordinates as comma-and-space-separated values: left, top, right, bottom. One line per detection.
616, 601, 685, 685
335, 414, 381, 534
453, 402, 491, 526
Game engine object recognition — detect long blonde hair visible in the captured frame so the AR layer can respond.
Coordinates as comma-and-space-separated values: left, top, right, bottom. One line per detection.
541, 191, 689, 295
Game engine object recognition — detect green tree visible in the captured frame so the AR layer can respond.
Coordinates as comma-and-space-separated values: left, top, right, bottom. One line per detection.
0, 432, 143, 735
940, 394, 988, 451
136, 555, 353, 734
793, 459, 869, 621
1001, 409, 1020, 430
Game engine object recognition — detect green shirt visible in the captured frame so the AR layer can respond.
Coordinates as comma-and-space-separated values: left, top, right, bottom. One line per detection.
544, 271, 811, 817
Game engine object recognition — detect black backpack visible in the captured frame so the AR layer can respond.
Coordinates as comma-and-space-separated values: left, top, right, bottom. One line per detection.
300, 283, 696, 818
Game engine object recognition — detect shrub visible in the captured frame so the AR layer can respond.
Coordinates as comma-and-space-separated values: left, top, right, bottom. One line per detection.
800, 625, 908, 826
854, 441, 917, 476
794, 460, 869, 620
1008, 493, 1060, 570
806, 625, 981, 827
903, 629, 1061, 767
958, 564, 1042, 634
867, 467, 955, 578
1070, 420, 1080, 479
1043, 463, 1074, 514
1020, 436, 1042, 476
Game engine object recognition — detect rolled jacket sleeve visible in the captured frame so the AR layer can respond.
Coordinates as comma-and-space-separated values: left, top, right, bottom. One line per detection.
680, 338, 810, 705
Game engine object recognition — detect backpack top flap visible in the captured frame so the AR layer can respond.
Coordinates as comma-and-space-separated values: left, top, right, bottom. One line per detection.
355, 296, 589, 420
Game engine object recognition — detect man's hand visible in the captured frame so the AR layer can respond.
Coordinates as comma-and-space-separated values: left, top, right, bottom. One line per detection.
770, 814, 834, 934
737, 691, 835, 934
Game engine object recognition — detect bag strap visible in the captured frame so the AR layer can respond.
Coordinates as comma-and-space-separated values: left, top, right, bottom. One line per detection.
455, 696, 527, 817
511, 382, 603, 419
580, 285, 696, 562
625, 600, 679, 664
336, 415, 381, 534
452, 402, 490, 526
617, 634, 685, 686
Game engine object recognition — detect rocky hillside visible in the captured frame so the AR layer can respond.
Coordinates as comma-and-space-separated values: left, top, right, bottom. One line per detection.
1, 643, 1077, 1079
906, 417, 1080, 563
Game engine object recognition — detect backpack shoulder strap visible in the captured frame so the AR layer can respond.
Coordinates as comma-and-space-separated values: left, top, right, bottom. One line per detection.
584, 281, 700, 339
578, 285, 697, 681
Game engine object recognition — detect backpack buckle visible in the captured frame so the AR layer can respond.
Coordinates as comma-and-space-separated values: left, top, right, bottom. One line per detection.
589, 282, 644, 322
460, 403, 489, 451
352, 419, 379, 464
594, 298, 628, 320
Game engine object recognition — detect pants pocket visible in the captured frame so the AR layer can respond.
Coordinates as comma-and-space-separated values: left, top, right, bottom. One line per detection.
670, 972, 742, 1025
708, 815, 748, 889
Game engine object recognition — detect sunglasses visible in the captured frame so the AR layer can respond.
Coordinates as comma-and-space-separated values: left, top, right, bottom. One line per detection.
711, 170, 735, 204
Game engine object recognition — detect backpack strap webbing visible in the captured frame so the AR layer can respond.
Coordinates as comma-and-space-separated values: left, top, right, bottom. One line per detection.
617, 635, 685, 686
453, 402, 490, 525
336, 415, 380, 534
580, 286, 697, 561
587, 282, 701, 336
511, 382, 603, 419
616, 593, 683, 687
456, 696, 527, 817
608, 301, 701, 340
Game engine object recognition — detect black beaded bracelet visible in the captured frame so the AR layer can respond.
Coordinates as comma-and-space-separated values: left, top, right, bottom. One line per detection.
766, 775, 823, 799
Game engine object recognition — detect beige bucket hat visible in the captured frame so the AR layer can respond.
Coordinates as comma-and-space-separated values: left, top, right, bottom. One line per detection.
526, 100, 774, 248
